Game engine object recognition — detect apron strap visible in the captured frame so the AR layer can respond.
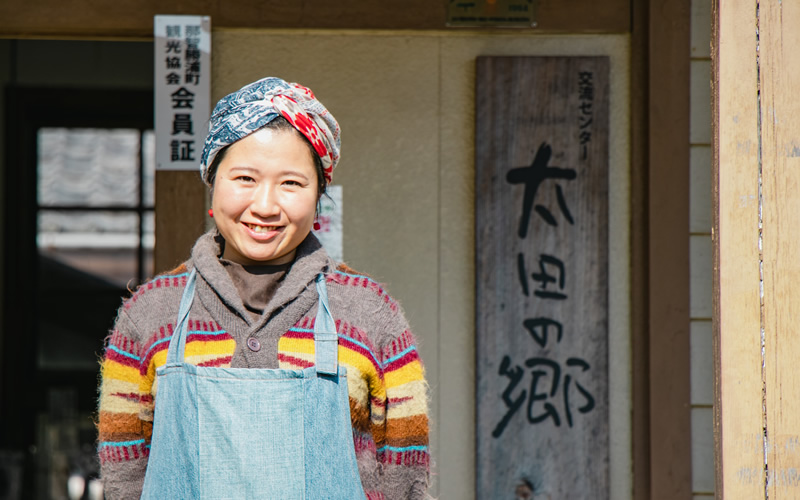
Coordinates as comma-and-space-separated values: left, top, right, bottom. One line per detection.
313, 273, 338, 376
166, 269, 197, 364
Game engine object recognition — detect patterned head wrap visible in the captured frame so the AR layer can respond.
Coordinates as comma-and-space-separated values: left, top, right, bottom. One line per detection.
200, 77, 341, 186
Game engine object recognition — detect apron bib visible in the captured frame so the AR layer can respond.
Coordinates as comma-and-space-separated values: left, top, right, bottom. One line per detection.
141, 271, 366, 500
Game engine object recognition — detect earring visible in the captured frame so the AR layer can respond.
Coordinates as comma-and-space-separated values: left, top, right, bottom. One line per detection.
313, 220, 321, 231
208, 209, 214, 217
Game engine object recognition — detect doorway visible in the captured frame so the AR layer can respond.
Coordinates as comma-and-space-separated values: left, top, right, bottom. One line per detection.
0, 40, 153, 500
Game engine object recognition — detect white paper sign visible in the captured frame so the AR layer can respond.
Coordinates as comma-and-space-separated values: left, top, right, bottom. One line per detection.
154, 15, 211, 171
313, 185, 343, 262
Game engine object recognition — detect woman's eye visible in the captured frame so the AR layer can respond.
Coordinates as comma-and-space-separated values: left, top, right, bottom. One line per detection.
235, 176, 255, 182
283, 180, 302, 187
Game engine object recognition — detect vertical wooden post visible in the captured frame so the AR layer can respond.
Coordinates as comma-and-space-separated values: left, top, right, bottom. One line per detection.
758, 0, 800, 496
154, 170, 206, 273
713, 0, 763, 497
648, 0, 692, 497
714, 0, 800, 497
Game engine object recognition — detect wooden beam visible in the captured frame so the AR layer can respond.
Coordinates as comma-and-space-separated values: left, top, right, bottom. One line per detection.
630, 0, 651, 498
758, 0, 800, 496
713, 0, 763, 496
714, 0, 800, 497
648, 0, 692, 497
154, 171, 206, 273
0, 0, 630, 38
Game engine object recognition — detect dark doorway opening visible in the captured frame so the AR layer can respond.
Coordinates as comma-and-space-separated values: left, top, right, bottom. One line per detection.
2, 86, 153, 498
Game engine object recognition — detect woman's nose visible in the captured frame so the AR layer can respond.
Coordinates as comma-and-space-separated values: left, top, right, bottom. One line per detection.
250, 185, 280, 217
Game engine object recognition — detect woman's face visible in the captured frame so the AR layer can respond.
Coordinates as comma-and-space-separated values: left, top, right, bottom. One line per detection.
211, 127, 319, 266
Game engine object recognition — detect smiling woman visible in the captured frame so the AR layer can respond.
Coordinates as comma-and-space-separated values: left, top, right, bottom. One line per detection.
212, 126, 319, 266
96, 77, 431, 500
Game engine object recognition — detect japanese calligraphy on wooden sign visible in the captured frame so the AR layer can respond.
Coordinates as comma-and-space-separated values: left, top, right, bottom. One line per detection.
475, 56, 610, 499
154, 15, 211, 171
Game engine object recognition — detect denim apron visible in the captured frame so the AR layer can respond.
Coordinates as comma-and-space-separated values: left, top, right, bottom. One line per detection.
141, 270, 366, 499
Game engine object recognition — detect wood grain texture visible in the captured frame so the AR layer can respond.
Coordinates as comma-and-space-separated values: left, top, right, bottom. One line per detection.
0, 0, 629, 37
154, 171, 206, 273
475, 56, 609, 499
759, 0, 800, 496
647, 0, 692, 498
714, 0, 764, 494
713, 0, 800, 497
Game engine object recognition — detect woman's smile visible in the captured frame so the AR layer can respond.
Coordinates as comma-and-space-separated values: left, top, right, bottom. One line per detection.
244, 222, 282, 235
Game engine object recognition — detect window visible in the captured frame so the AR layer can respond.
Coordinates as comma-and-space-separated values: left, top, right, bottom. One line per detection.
36, 127, 155, 369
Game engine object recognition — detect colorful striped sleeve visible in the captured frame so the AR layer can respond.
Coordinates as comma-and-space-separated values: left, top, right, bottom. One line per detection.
97, 311, 150, 497
379, 328, 430, 499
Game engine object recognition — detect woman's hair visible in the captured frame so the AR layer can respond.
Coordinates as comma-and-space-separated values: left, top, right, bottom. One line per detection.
206, 116, 327, 198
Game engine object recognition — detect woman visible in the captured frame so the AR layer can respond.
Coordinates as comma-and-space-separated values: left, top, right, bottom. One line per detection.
97, 77, 430, 499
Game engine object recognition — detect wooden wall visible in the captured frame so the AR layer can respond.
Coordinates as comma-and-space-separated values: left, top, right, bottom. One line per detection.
714, 0, 800, 497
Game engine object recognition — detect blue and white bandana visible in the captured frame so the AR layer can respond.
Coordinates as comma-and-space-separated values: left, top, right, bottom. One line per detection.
200, 77, 341, 185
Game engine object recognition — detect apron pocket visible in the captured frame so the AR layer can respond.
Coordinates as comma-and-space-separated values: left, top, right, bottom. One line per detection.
197, 376, 305, 500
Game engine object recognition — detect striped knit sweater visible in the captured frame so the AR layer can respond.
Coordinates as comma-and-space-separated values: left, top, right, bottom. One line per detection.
97, 231, 429, 499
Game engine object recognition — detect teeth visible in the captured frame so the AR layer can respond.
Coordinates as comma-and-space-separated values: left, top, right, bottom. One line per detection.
248, 223, 276, 233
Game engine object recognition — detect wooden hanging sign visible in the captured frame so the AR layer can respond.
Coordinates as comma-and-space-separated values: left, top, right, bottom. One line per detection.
475, 56, 610, 499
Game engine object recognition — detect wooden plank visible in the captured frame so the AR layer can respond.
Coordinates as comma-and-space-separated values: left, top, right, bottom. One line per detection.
714, 0, 766, 497
758, 0, 800, 496
475, 56, 609, 499
534, 0, 629, 31
647, 0, 692, 498
630, 0, 651, 498
154, 170, 206, 273
0, 0, 629, 37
